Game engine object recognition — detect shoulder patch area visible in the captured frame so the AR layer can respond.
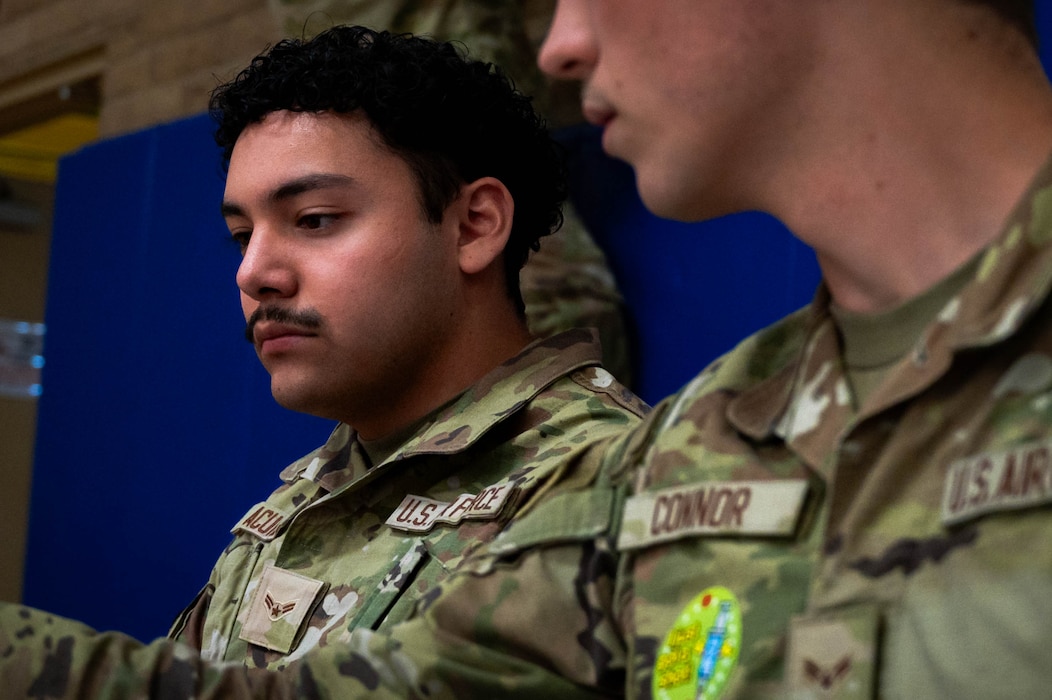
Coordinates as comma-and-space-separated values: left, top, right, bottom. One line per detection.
571, 366, 650, 417
487, 484, 617, 555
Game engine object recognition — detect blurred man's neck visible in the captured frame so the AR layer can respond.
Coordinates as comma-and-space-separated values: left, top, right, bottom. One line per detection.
761, 1, 1052, 313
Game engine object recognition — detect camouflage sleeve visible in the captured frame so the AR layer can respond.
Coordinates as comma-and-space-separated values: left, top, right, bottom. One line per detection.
0, 598, 613, 699
0, 430, 639, 699
379, 399, 685, 699
0, 601, 285, 699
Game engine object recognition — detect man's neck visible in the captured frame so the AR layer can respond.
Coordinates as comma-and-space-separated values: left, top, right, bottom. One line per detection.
352, 314, 534, 442
763, 1, 1052, 313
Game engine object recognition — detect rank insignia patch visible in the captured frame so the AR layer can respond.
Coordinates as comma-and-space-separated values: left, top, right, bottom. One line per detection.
653, 586, 741, 700
264, 592, 297, 621
239, 563, 326, 654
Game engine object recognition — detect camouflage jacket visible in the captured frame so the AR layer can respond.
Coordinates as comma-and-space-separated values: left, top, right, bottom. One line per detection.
165, 328, 645, 669
607, 164, 1052, 696
398, 160, 1052, 700
0, 328, 647, 698
267, 0, 562, 120
8, 163, 1052, 697
11, 163, 1052, 698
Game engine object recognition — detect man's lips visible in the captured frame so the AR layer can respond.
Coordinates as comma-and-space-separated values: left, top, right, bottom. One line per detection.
581, 86, 616, 128
245, 306, 323, 345
582, 101, 615, 128
252, 322, 317, 353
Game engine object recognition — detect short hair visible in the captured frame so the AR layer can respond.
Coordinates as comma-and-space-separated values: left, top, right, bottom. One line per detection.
210, 25, 567, 315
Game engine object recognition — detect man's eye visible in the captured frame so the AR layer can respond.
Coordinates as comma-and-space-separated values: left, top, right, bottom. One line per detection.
230, 231, 251, 254
298, 213, 337, 229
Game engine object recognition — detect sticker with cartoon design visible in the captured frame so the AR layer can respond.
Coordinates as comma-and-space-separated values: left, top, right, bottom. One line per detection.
653, 586, 741, 700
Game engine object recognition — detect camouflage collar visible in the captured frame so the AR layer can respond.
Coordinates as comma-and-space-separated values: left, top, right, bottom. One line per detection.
279, 328, 604, 489
394, 327, 604, 460
941, 155, 1052, 350
727, 152, 1052, 454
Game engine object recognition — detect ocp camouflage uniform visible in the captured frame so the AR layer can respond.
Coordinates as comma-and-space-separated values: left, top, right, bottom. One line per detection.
0, 328, 645, 698
7, 159, 1052, 696
616, 156, 1052, 698
163, 327, 645, 670
14, 69, 1052, 700
441, 158, 1052, 698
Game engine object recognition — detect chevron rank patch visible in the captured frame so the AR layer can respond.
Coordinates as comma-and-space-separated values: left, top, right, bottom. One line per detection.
239, 563, 326, 654
785, 603, 879, 697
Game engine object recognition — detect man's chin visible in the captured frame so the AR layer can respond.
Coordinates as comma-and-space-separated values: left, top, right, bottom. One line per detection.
269, 380, 352, 425
269, 381, 315, 413
636, 179, 698, 222
636, 170, 734, 223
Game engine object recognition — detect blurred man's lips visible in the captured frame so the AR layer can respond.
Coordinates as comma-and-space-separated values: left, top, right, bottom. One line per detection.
581, 84, 617, 128
582, 102, 615, 128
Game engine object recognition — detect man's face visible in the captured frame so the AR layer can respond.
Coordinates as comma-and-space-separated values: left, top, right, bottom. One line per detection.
538, 0, 822, 221
223, 110, 461, 436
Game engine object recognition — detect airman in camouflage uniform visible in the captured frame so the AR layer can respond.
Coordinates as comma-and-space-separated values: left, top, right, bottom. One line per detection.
291, 2, 1052, 696
0, 22, 646, 699
168, 327, 646, 670
606, 159, 1052, 697
6, 3, 1052, 700
466, 0, 1052, 697
0, 327, 642, 697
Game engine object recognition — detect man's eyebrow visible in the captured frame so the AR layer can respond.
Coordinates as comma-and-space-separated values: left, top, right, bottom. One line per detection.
220, 173, 357, 218
271, 173, 357, 201
220, 201, 245, 219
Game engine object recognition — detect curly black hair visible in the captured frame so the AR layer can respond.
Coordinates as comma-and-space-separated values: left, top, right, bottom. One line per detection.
210, 25, 567, 315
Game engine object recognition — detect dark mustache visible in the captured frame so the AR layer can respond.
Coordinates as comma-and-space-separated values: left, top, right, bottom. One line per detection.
245, 306, 324, 342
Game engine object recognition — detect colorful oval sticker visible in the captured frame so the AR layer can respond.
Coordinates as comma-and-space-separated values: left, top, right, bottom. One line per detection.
653, 586, 742, 700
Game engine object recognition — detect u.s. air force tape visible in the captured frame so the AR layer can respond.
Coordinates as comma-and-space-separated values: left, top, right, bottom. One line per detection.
385, 483, 518, 533
618, 479, 809, 549
942, 439, 1052, 526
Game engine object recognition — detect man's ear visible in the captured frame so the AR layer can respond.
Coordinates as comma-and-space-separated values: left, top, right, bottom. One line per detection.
455, 177, 514, 275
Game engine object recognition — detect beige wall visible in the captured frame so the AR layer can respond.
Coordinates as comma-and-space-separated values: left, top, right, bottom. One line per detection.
0, 0, 284, 603
0, 0, 280, 139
